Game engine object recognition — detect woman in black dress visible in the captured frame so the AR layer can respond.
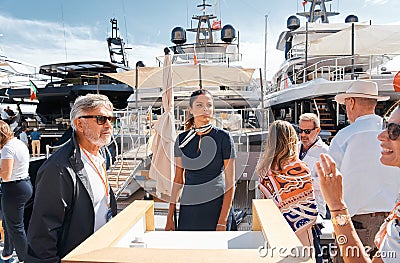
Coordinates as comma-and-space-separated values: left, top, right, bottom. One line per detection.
165, 89, 236, 231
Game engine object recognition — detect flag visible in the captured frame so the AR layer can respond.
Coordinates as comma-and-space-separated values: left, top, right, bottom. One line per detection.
302, 1, 308, 7
212, 20, 222, 30
29, 80, 38, 100
193, 46, 198, 65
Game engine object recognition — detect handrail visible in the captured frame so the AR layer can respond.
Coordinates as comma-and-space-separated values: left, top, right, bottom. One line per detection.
270, 54, 399, 92
156, 52, 242, 65
46, 139, 71, 159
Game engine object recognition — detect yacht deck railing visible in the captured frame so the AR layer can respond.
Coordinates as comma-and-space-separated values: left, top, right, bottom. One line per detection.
271, 54, 397, 92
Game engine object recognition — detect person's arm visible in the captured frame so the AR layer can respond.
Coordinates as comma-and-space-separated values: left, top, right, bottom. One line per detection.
316, 153, 383, 263
26, 163, 71, 263
216, 158, 235, 231
0, 158, 13, 181
165, 157, 185, 231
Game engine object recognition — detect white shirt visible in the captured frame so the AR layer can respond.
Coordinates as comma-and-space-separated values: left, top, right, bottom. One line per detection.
329, 114, 400, 216
299, 137, 329, 217
1, 110, 9, 120
80, 149, 109, 232
1, 137, 30, 181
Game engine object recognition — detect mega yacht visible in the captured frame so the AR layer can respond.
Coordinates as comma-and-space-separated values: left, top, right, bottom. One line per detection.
266, 0, 400, 141
7, 19, 133, 139
105, 0, 266, 201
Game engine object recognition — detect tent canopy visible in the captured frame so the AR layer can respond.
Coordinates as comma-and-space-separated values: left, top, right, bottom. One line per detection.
308, 24, 400, 56
105, 65, 255, 88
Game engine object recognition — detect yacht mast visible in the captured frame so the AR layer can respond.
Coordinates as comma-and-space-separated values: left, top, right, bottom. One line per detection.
296, 0, 339, 23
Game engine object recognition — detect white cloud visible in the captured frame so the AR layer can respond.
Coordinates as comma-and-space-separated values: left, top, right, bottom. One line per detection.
0, 15, 108, 66
364, 0, 390, 6
0, 14, 280, 81
239, 41, 283, 80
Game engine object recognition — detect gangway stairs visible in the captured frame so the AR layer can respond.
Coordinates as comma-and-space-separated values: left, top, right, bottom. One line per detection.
107, 143, 152, 200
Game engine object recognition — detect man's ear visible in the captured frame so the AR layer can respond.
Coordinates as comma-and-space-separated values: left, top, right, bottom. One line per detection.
74, 119, 84, 132
348, 98, 356, 110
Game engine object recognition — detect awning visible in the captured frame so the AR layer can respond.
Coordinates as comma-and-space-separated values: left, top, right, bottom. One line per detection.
308, 24, 400, 56
105, 65, 255, 88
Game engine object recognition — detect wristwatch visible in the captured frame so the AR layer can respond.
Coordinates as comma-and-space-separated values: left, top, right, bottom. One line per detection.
331, 214, 351, 226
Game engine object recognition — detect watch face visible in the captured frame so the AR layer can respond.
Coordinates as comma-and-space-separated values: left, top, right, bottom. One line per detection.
335, 214, 349, 226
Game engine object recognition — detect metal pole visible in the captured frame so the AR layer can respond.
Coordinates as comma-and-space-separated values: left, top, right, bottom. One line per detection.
259, 68, 264, 131
97, 73, 100, 94
135, 61, 145, 139
305, 22, 308, 69
264, 14, 268, 86
199, 64, 203, 89
351, 23, 355, 80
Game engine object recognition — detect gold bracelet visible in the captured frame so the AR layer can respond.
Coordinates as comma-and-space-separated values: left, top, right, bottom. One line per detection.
330, 207, 347, 213
217, 223, 226, 227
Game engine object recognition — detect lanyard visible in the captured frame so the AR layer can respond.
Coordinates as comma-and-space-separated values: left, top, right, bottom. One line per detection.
80, 146, 109, 198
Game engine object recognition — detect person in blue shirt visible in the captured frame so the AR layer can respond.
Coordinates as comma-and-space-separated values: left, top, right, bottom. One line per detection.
19, 127, 29, 147
30, 128, 41, 157
165, 89, 236, 231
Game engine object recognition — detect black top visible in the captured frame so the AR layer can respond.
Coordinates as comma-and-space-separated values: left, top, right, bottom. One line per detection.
174, 127, 236, 205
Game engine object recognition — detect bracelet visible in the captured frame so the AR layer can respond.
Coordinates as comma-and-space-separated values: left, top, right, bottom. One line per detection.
330, 207, 347, 212
217, 223, 226, 227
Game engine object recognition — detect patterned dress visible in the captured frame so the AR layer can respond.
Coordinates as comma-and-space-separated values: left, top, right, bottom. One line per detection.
258, 160, 318, 233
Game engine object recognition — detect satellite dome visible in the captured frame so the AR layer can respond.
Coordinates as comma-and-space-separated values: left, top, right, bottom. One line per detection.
221, 24, 236, 43
345, 15, 359, 23
171, 27, 187, 44
287, 15, 300, 31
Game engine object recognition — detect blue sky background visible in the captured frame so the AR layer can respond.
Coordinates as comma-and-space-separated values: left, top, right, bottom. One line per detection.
0, 0, 399, 80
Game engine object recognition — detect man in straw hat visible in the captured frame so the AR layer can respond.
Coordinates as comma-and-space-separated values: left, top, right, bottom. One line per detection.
328, 80, 400, 260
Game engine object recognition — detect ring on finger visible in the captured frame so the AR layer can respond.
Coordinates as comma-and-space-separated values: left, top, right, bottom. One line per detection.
327, 173, 334, 177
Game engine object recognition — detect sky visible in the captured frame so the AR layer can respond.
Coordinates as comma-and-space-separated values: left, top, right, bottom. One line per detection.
0, 0, 400, 81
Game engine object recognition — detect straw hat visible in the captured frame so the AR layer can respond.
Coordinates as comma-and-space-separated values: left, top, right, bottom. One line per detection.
334, 80, 390, 104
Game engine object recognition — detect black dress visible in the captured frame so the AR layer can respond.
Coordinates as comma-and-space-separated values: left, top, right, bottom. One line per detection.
174, 127, 236, 231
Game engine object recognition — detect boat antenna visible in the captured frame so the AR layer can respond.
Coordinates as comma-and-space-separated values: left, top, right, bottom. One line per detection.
264, 14, 268, 87
296, 0, 339, 23
186, 0, 189, 29
60, 3, 68, 62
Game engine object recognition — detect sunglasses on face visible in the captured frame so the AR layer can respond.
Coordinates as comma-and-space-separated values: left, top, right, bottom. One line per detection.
78, 115, 118, 125
298, 127, 317, 134
387, 122, 400, 141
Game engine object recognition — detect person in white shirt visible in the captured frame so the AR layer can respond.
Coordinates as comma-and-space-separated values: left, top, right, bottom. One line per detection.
0, 120, 32, 263
1, 108, 11, 124
298, 113, 329, 218
298, 113, 329, 263
328, 80, 400, 259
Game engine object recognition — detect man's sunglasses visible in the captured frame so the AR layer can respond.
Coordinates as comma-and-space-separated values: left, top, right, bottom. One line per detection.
78, 115, 118, 125
387, 122, 400, 141
297, 127, 317, 134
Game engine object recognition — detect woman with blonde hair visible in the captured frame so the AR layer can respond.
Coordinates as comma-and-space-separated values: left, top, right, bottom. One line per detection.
0, 120, 32, 262
257, 120, 318, 246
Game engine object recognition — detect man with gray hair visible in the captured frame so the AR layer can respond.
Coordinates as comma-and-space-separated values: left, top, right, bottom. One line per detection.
297, 113, 328, 263
298, 113, 329, 218
329, 80, 400, 259
26, 94, 118, 262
